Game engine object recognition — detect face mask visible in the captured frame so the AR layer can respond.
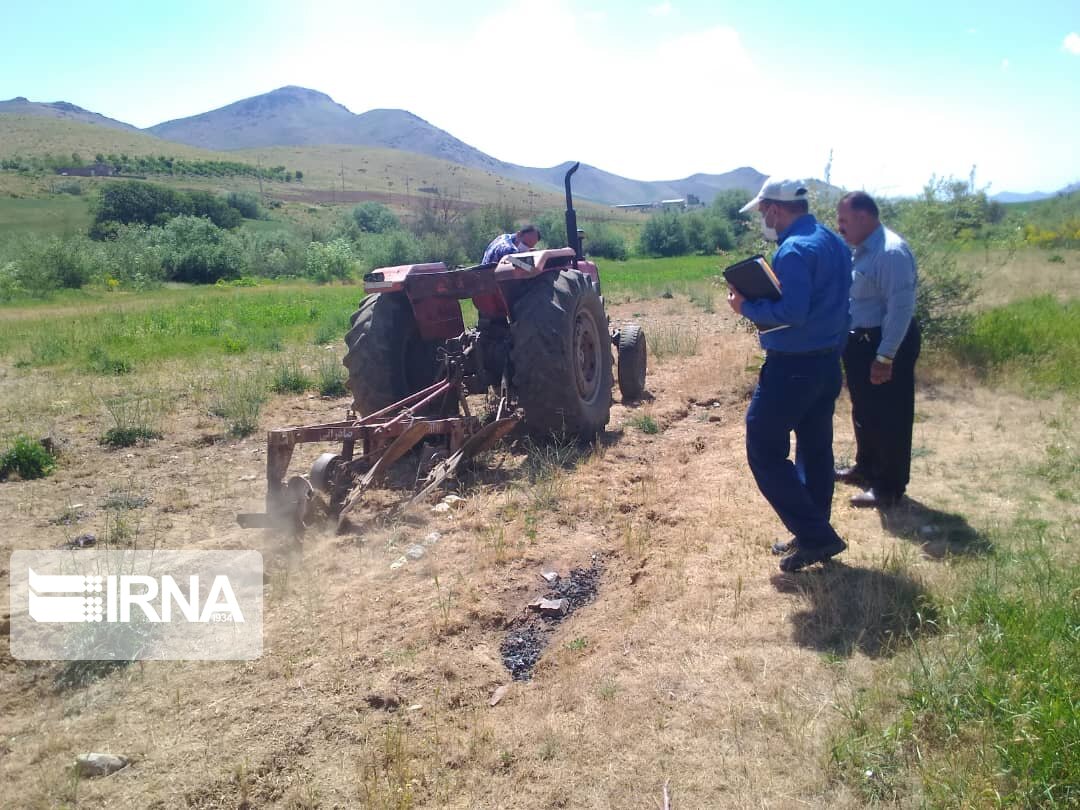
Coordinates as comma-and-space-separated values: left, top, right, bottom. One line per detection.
759, 212, 778, 242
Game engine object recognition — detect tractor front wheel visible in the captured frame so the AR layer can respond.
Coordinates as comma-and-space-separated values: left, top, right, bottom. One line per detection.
510, 270, 613, 437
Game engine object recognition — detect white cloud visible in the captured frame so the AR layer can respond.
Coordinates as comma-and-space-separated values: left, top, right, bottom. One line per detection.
1064, 32, 1080, 55
649, 2, 673, 17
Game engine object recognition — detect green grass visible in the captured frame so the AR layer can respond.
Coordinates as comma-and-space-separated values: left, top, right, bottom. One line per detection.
956, 295, 1080, 392
831, 518, 1079, 807
598, 254, 725, 300
0, 283, 361, 369
0, 195, 93, 237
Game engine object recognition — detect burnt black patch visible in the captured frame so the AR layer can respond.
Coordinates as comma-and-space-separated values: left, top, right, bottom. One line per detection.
500, 558, 602, 681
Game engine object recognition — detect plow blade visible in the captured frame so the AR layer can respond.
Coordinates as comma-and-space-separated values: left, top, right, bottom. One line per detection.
407, 416, 519, 507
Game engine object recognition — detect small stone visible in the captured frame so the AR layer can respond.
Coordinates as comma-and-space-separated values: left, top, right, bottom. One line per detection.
405, 544, 426, 561
432, 502, 451, 515
75, 753, 129, 778
423, 531, 442, 546
406, 704, 423, 712
389, 556, 407, 571
528, 598, 568, 618
71, 503, 84, 510
441, 494, 465, 509
239, 474, 257, 482
61, 533, 96, 550
708, 414, 722, 423
540, 571, 560, 584
489, 684, 512, 707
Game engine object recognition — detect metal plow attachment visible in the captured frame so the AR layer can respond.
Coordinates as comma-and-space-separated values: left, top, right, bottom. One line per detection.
237, 373, 519, 537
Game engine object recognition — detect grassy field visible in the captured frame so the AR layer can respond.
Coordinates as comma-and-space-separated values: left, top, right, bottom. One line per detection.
0, 195, 93, 237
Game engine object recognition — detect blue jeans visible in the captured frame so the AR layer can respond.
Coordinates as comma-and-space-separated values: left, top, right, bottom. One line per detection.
745, 351, 844, 550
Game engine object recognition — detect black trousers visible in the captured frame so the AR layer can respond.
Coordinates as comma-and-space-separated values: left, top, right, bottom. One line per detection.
842, 320, 921, 497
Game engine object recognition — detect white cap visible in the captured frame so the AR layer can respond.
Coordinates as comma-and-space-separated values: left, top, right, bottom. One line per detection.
739, 177, 811, 213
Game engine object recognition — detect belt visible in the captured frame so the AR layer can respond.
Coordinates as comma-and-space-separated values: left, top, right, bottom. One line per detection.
766, 347, 839, 357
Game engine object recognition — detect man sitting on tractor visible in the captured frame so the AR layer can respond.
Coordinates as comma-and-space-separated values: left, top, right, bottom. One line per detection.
481, 224, 541, 265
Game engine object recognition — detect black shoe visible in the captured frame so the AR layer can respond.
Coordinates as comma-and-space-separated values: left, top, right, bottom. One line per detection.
779, 538, 847, 572
850, 488, 900, 509
835, 466, 869, 486
771, 537, 797, 555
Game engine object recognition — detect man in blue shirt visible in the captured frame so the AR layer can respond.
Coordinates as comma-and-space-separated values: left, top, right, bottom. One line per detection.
835, 192, 920, 509
728, 178, 852, 572
481, 224, 541, 265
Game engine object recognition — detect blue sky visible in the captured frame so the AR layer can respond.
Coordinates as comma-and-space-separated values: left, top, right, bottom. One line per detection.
2, 0, 1078, 195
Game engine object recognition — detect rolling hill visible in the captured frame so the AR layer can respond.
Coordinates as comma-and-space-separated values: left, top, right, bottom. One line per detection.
3, 87, 765, 205
0, 97, 139, 133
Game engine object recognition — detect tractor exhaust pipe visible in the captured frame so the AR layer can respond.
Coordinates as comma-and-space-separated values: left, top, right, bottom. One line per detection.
564, 162, 581, 261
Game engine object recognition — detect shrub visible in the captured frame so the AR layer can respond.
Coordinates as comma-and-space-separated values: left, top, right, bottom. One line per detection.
242, 230, 306, 278
640, 212, 688, 257
1, 435, 57, 480
226, 191, 265, 220
91, 180, 242, 236
352, 202, 400, 233
357, 229, 425, 272
156, 216, 245, 283
582, 222, 628, 260
305, 238, 356, 282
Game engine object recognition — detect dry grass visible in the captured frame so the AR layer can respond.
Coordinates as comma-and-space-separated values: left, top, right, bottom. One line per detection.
0, 294, 1075, 808
960, 245, 1080, 309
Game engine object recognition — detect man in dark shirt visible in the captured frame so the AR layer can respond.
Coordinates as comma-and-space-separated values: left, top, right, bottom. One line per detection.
835, 192, 920, 509
481, 225, 541, 265
728, 178, 853, 572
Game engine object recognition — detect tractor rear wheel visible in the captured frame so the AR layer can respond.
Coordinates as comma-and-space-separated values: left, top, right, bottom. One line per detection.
343, 293, 440, 416
510, 270, 612, 436
617, 323, 648, 401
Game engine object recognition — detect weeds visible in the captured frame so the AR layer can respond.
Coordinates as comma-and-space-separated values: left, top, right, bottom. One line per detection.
317, 354, 347, 397
208, 371, 267, 437
649, 324, 700, 358
270, 359, 312, 394
0, 434, 57, 480
100, 394, 164, 448
627, 414, 660, 434
87, 345, 133, 375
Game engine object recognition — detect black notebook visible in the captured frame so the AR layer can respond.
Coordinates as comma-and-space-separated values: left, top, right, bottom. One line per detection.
722, 255, 789, 334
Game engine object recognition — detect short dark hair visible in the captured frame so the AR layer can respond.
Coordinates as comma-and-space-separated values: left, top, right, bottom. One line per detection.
517, 224, 540, 238
764, 199, 809, 215
839, 191, 879, 218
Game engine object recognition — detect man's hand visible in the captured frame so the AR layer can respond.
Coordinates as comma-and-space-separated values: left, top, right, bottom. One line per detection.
727, 284, 745, 316
870, 360, 893, 384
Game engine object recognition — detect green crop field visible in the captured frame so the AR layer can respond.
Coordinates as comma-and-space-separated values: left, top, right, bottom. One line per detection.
0, 195, 93, 236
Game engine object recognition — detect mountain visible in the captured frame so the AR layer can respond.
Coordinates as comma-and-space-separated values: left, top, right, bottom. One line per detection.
147, 86, 508, 171
144, 86, 763, 204
1, 87, 766, 204
0, 96, 140, 133
992, 181, 1080, 204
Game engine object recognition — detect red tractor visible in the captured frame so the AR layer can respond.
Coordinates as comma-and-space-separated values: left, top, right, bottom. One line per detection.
238, 164, 646, 534
343, 162, 646, 435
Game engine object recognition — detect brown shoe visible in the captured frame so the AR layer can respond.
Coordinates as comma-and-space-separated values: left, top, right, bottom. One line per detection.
850, 488, 900, 509
835, 466, 869, 486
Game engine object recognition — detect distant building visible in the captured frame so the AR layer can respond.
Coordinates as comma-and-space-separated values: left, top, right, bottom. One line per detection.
660, 198, 686, 211
612, 202, 655, 211
55, 163, 115, 177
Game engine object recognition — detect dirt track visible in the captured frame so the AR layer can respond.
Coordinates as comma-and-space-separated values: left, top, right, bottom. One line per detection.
0, 297, 1068, 808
